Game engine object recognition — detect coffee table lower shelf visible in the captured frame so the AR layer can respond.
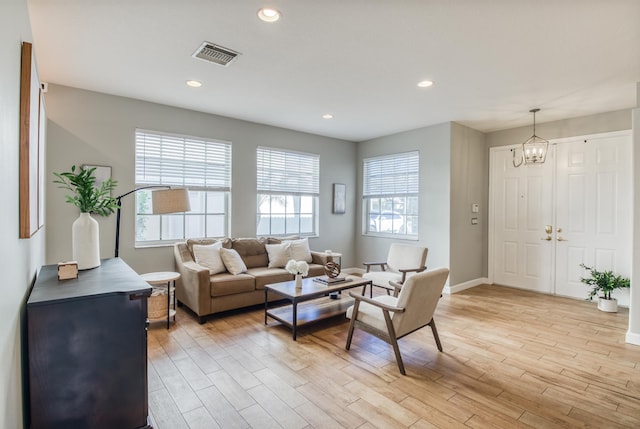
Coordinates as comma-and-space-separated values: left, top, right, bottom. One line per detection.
264, 275, 372, 340
266, 296, 354, 329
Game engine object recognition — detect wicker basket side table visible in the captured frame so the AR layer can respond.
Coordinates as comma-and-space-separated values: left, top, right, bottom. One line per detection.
140, 271, 180, 329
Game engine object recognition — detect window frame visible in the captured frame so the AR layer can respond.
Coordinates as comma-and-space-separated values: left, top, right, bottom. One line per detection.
134, 129, 232, 248
362, 151, 419, 239
256, 146, 320, 237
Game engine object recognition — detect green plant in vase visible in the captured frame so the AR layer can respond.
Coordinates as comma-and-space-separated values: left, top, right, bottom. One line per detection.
53, 165, 118, 215
579, 263, 630, 313
53, 165, 118, 270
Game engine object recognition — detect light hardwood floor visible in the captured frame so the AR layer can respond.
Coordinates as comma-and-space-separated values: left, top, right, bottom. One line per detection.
147, 285, 640, 428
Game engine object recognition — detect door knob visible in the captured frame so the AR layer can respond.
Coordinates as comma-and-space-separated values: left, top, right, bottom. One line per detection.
557, 236, 567, 242
544, 225, 552, 234
557, 227, 563, 233
541, 235, 552, 241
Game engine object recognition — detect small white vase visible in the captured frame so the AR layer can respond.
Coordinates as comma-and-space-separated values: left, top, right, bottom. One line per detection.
597, 297, 618, 313
295, 274, 303, 289
72, 212, 101, 270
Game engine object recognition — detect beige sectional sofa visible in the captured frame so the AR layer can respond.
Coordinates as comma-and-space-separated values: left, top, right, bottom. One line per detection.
174, 237, 332, 323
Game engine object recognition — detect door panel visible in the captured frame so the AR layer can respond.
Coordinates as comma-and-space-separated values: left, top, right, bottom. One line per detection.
554, 134, 631, 305
492, 148, 553, 292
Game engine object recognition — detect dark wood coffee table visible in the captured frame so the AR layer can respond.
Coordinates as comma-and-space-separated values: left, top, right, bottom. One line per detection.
264, 275, 372, 340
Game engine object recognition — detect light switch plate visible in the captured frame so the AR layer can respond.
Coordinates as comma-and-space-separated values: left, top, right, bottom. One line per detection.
472, 203, 479, 213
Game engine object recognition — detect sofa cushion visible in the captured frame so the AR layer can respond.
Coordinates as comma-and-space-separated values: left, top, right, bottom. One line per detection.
307, 263, 326, 277
231, 238, 269, 268
288, 238, 312, 263
209, 273, 255, 297
220, 248, 248, 275
192, 242, 226, 274
247, 267, 293, 290
265, 243, 290, 268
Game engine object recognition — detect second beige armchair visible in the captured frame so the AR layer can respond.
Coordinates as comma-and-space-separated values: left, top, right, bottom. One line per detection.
363, 243, 428, 296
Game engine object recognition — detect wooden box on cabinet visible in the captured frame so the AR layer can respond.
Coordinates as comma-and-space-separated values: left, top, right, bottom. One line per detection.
26, 258, 152, 429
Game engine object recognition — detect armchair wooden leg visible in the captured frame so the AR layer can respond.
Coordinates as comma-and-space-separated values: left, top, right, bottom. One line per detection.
383, 310, 405, 375
429, 318, 443, 352
345, 300, 360, 350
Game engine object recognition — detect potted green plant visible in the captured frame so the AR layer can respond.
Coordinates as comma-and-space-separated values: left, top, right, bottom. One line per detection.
579, 263, 630, 312
54, 165, 118, 270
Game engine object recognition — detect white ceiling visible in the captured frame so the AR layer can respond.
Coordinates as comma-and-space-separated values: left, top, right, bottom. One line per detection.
27, 0, 640, 142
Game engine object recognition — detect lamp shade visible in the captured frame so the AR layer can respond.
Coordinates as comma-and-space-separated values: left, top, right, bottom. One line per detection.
152, 188, 191, 214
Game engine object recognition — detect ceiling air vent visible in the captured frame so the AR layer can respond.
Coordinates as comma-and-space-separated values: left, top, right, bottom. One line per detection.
192, 42, 240, 67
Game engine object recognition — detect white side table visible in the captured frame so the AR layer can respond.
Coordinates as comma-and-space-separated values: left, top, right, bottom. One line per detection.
140, 271, 180, 329
325, 251, 342, 267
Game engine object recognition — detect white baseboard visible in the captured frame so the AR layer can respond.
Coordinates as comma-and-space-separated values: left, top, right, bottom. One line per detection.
444, 277, 489, 294
625, 331, 640, 346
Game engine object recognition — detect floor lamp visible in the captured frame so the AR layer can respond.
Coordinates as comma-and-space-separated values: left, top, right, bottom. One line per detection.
114, 187, 191, 257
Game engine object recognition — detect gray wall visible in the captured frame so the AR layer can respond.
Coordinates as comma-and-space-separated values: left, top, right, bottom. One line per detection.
450, 123, 488, 285
356, 123, 452, 277
1, 0, 46, 428
45, 85, 357, 274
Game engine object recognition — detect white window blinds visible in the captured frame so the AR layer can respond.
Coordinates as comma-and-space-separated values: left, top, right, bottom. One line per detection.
135, 129, 231, 190
363, 151, 419, 197
257, 147, 319, 195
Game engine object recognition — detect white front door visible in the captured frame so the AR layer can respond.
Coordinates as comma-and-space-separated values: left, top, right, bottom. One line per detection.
490, 131, 631, 301
491, 146, 554, 293
554, 132, 632, 305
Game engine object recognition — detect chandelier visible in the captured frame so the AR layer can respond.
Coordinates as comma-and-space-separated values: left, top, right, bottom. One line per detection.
512, 108, 548, 167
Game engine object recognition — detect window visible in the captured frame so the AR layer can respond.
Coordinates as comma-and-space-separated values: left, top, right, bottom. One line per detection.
135, 129, 231, 246
256, 146, 319, 236
363, 151, 419, 238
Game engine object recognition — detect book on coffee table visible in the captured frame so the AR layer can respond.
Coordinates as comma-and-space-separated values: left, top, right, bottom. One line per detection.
313, 276, 351, 285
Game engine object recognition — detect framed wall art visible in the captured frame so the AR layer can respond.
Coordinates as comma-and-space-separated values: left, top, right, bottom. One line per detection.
333, 183, 346, 214
19, 41, 46, 238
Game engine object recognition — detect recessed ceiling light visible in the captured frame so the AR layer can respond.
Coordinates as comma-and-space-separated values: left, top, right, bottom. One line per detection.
258, 8, 281, 22
322, 114, 334, 119
417, 80, 434, 88
186, 80, 202, 88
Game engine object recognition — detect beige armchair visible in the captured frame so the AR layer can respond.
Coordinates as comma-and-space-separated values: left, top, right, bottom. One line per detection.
362, 244, 428, 296
345, 267, 449, 375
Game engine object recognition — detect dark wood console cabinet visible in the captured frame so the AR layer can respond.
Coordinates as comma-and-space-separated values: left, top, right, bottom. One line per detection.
26, 258, 152, 429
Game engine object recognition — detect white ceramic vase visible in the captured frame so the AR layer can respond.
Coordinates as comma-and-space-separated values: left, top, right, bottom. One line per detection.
295, 274, 303, 289
597, 297, 618, 313
72, 212, 101, 270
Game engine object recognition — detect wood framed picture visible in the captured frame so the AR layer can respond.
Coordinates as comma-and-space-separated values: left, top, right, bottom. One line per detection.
333, 183, 346, 214
19, 41, 46, 238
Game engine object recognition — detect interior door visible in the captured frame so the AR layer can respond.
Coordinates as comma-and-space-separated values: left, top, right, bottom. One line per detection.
491, 146, 554, 293
554, 133, 632, 304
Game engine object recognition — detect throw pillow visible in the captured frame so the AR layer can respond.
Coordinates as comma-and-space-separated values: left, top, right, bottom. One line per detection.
288, 237, 312, 263
265, 243, 290, 268
186, 238, 219, 257
219, 248, 248, 275
192, 242, 225, 274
